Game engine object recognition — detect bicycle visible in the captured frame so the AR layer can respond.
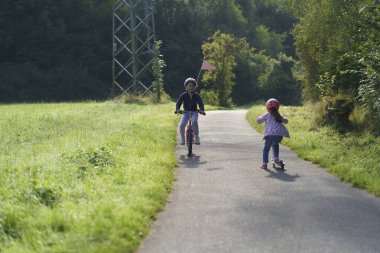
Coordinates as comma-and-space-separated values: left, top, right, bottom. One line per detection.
175, 110, 206, 156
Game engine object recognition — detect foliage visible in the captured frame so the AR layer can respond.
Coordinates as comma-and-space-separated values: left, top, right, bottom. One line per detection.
0, 63, 105, 102
233, 45, 301, 105
154, 0, 297, 103
358, 70, 380, 134
0, 0, 114, 102
200, 90, 219, 106
258, 53, 302, 105
232, 44, 262, 104
0, 0, 297, 104
284, 0, 365, 99
253, 25, 286, 56
201, 31, 246, 106
152, 40, 167, 103
284, 0, 379, 133
355, 5, 380, 134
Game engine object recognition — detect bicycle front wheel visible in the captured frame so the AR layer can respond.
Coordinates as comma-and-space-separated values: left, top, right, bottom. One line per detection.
187, 130, 193, 156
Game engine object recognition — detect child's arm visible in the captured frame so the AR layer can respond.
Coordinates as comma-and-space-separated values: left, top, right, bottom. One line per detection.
282, 116, 288, 124
197, 94, 205, 112
257, 114, 267, 124
176, 94, 184, 111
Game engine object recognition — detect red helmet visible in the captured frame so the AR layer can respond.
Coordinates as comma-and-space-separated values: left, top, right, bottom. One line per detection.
266, 98, 280, 111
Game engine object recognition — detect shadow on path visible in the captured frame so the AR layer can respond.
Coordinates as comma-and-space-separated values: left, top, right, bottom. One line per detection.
179, 154, 207, 169
263, 168, 300, 182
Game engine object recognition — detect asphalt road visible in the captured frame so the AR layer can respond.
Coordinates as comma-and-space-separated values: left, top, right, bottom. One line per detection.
138, 110, 380, 253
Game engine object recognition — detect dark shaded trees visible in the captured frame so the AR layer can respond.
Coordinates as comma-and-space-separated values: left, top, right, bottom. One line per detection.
0, 0, 298, 104
0, 0, 113, 102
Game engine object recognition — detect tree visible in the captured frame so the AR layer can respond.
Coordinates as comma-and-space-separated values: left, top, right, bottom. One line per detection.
355, 4, 380, 133
201, 31, 246, 106
284, 0, 365, 100
152, 41, 166, 103
0, 0, 298, 103
154, 0, 250, 98
260, 53, 301, 105
253, 24, 285, 56
283, 0, 380, 132
232, 43, 261, 104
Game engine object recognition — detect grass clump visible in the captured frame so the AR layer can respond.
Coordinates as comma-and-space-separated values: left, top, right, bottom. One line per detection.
247, 103, 380, 196
0, 102, 177, 253
66, 146, 114, 179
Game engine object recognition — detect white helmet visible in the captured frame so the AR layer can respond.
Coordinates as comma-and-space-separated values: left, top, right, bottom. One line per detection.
184, 77, 197, 88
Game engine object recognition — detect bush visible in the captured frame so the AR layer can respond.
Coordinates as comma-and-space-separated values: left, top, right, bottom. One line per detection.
317, 93, 354, 132
201, 90, 219, 106
150, 90, 172, 104
358, 70, 380, 135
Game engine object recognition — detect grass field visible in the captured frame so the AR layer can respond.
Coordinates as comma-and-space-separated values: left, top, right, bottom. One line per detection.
247, 103, 380, 196
0, 102, 177, 253
2, 101, 379, 252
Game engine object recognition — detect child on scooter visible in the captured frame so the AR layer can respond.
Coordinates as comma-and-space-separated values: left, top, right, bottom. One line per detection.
257, 98, 290, 169
175, 78, 205, 145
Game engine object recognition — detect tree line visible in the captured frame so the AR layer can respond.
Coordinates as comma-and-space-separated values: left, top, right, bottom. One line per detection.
1, 0, 378, 133
0, 0, 113, 102
0, 0, 299, 105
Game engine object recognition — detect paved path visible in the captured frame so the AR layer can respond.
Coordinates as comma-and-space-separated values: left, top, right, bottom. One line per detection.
138, 110, 380, 253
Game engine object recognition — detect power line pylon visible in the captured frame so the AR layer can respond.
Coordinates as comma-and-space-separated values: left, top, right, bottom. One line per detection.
113, 0, 156, 96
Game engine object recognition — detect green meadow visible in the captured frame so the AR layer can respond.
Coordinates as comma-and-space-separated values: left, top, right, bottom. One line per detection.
0, 102, 177, 253
247, 104, 380, 196
1, 101, 379, 253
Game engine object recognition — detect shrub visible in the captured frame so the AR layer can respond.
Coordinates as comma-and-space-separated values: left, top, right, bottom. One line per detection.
201, 90, 219, 106
358, 69, 380, 135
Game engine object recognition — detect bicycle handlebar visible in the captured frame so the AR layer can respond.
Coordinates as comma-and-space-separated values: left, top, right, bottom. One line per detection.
175, 110, 206, 116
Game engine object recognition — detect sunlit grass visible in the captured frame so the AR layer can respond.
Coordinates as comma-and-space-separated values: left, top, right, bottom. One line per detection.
0, 102, 177, 253
247, 103, 380, 196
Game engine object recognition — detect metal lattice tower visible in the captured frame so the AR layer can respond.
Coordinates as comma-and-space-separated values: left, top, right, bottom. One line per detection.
113, 0, 156, 96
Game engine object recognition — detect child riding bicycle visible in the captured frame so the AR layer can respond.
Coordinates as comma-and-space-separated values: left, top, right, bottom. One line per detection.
257, 98, 290, 169
175, 78, 205, 145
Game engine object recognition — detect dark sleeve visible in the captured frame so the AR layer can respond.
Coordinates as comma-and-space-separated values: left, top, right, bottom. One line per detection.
197, 94, 205, 111
176, 93, 185, 110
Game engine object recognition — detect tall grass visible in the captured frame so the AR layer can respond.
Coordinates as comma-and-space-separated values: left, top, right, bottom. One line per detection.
0, 102, 177, 253
247, 103, 380, 196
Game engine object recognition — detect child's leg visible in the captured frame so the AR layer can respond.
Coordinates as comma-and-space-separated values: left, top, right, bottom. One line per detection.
191, 112, 199, 136
272, 143, 279, 160
271, 136, 283, 161
262, 137, 272, 164
179, 114, 190, 141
